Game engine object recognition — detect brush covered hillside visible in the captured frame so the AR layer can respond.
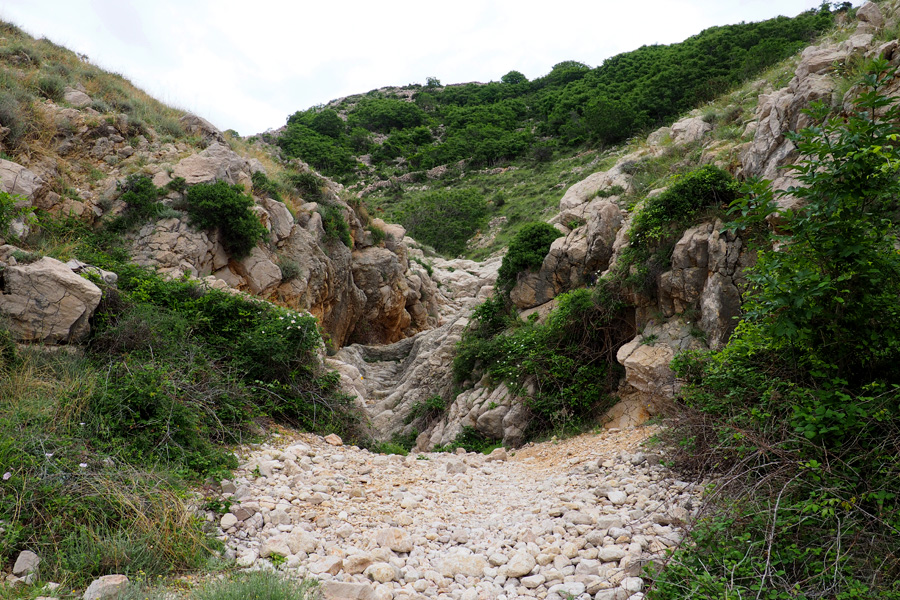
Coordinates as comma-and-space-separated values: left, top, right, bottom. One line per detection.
0, 1, 900, 599
267, 6, 837, 257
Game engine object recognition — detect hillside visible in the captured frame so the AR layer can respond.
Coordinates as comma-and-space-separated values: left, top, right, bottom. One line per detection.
0, 1, 899, 599
266, 6, 837, 258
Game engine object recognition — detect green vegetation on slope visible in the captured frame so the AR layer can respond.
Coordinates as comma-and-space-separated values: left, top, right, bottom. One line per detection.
496, 222, 563, 291
0, 22, 188, 154
649, 59, 900, 600
453, 285, 632, 437
275, 7, 834, 181
0, 175, 363, 585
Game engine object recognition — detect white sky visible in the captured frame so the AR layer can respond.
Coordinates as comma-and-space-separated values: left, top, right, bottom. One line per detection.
1, 1, 841, 135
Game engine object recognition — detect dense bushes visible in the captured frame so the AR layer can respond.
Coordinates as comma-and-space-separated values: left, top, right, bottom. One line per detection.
613, 165, 739, 294
348, 98, 428, 133
496, 222, 563, 291
629, 164, 738, 247
454, 286, 631, 434
650, 60, 900, 600
318, 203, 353, 247
105, 174, 168, 233
276, 121, 357, 177
277, 7, 834, 178
396, 188, 488, 255
85, 266, 359, 476
184, 181, 267, 258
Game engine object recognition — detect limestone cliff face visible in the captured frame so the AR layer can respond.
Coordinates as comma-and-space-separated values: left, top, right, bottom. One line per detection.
0, 100, 441, 349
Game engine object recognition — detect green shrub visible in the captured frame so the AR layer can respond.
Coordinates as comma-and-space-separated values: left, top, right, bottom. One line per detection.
369, 431, 419, 456
434, 426, 502, 454
368, 223, 387, 245
184, 181, 267, 258
277, 123, 357, 177
193, 571, 319, 600
496, 222, 562, 291
251, 170, 284, 202
411, 257, 433, 276
348, 97, 427, 133
454, 286, 630, 435
651, 60, 900, 600
0, 189, 33, 237
309, 108, 345, 138
0, 393, 213, 587
36, 72, 65, 101
629, 165, 737, 248
81, 267, 363, 476
288, 171, 324, 200
0, 42, 42, 66
397, 188, 488, 256
318, 203, 353, 247
405, 395, 446, 425
278, 258, 302, 281
106, 174, 165, 233
0, 86, 33, 150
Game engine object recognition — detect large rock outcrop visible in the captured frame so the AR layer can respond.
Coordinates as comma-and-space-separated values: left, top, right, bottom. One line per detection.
0, 253, 102, 344
512, 199, 624, 310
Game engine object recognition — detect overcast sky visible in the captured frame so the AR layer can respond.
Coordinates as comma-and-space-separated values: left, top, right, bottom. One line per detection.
1, 1, 840, 135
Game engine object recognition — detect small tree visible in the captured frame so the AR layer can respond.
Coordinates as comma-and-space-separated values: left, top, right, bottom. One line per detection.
496, 222, 562, 291
500, 70, 528, 85
185, 181, 267, 259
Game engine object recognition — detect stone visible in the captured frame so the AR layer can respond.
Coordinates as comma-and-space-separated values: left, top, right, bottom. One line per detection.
486, 447, 508, 462
0, 257, 102, 344
344, 553, 374, 575
857, 2, 884, 29
597, 546, 627, 562
622, 576, 644, 592
172, 142, 252, 188
606, 490, 628, 505
364, 562, 400, 583
63, 87, 92, 107
564, 510, 593, 526
0, 159, 42, 200
505, 551, 536, 578
348, 246, 414, 345
234, 247, 281, 294
324, 433, 344, 446
12, 550, 40, 576
259, 535, 291, 558
309, 556, 343, 575
219, 513, 238, 529
439, 552, 488, 578
83, 574, 129, 600
287, 529, 318, 554
179, 113, 227, 147
446, 460, 468, 474
670, 116, 712, 145
321, 581, 376, 600
232, 506, 254, 521
374, 527, 413, 553
548, 582, 586, 597
521, 574, 546, 588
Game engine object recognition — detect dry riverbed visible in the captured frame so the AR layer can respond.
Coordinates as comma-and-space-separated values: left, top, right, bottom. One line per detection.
206, 426, 700, 600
